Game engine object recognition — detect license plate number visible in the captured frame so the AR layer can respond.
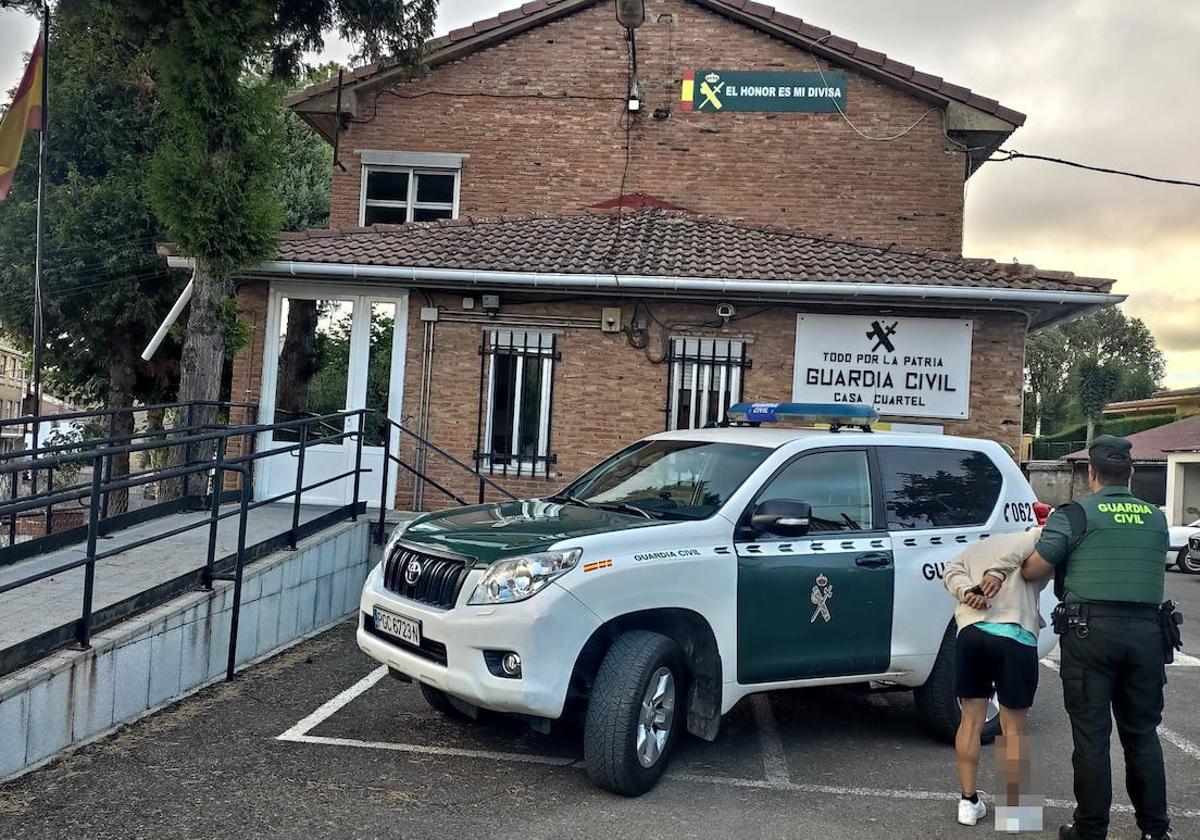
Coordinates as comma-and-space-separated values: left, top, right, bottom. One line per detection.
373, 607, 421, 647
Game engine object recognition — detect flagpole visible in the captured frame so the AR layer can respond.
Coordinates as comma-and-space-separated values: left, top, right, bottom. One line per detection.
29, 1, 47, 489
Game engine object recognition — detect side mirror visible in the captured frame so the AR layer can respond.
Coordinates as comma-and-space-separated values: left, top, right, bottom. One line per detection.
751, 499, 812, 538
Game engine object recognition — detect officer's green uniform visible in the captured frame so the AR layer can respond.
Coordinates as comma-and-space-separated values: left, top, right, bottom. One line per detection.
1035, 436, 1170, 840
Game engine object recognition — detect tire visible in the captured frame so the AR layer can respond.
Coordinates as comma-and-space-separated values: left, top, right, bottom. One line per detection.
1177, 547, 1200, 575
420, 684, 474, 719
914, 622, 1001, 745
584, 630, 687, 796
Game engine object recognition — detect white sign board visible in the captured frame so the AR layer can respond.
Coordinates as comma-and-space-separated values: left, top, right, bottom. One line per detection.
792, 314, 973, 420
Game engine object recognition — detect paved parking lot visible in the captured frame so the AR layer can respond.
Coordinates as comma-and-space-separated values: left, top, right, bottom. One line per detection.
2, 572, 1199, 840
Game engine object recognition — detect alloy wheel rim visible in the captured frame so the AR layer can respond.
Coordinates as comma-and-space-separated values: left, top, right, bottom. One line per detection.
635, 666, 676, 768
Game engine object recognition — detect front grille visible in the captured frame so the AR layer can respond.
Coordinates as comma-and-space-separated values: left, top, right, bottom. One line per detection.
363, 613, 449, 666
382, 544, 472, 609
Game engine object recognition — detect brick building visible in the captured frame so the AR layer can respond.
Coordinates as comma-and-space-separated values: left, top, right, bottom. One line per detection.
206, 0, 1121, 511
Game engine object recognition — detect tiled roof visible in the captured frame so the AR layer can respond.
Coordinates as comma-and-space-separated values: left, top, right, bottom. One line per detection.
267, 209, 1113, 294
1065, 414, 1200, 462
288, 0, 1024, 126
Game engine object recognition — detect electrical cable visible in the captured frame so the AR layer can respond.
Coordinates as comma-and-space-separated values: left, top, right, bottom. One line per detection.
805, 35, 940, 142
989, 149, 1200, 188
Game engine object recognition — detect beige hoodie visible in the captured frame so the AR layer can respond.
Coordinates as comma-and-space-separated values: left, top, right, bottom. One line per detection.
942, 528, 1046, 638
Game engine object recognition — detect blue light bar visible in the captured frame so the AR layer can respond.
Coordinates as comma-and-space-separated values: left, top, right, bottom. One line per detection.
727, 402, 879, 429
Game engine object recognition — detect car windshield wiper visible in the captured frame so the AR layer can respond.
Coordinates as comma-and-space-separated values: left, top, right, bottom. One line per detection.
551, 493, 594, 509
597, 502, 656, 520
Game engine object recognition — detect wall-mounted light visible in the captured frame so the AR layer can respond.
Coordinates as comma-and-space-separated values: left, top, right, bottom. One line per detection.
616, 0, 645, 29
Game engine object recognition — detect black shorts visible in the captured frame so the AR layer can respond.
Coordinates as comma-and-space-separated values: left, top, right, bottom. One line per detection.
955, 624, 1039, 710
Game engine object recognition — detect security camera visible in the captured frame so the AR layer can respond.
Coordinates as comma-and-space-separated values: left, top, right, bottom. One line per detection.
716, 302, 736, 321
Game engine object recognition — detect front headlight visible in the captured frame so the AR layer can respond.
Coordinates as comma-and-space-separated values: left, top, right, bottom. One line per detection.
468, 548, 583, 605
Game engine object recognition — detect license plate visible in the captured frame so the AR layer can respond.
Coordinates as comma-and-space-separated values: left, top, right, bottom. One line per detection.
373, 607, 421, 647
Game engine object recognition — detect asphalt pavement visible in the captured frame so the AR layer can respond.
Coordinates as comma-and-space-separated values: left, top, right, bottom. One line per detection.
2, 571, 1198, 840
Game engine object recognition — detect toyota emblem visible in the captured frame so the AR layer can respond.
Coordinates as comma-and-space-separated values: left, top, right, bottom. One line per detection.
404, 558, 423, 586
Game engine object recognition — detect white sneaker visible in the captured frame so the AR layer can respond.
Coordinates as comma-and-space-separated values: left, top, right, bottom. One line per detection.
958, 793, 987, 826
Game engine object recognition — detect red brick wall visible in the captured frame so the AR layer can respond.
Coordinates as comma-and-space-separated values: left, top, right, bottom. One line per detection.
394, 296, 1025, 511
328, 0, 965, 252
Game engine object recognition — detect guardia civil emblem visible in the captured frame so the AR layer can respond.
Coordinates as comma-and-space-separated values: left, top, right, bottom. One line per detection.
810, 573, 834, 623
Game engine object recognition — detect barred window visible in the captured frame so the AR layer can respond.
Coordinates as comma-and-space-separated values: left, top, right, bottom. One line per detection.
667, 338, 749, 430
480, 330, 559, 476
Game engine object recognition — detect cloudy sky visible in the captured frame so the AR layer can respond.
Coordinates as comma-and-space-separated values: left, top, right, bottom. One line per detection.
3, 0, 1198, 387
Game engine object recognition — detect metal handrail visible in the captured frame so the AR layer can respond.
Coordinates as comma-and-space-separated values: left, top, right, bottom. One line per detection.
0, 407, 371, 678
0, 398, 256, 431
0, 404, 521, 679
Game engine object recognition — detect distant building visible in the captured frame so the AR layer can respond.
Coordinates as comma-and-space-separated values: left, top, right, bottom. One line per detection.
1104, 386, 1200, 419
0, 342, 27, 454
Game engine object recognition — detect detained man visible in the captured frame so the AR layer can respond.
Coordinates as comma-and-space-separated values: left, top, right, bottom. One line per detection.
943, 528, 1047, 831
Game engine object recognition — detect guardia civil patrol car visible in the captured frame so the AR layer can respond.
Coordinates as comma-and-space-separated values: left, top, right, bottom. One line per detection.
358, 403, 1056, 795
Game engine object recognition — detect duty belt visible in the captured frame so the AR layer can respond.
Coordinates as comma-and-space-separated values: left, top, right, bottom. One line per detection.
1081, 601, 1160, 620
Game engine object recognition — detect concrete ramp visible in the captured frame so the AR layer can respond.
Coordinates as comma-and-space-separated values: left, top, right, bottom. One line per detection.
0, 517, 374, 781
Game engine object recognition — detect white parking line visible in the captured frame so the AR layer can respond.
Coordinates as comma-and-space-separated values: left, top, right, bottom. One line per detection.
1041, 657, 1200, 765
751, 694, 791, 785
278, 664, 1199, 819
278, 665, 388, 740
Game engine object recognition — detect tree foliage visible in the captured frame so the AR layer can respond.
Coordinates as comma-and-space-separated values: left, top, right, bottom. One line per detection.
1024, 308, 1166, 438
0, 3, 183, 406
103, 0, 437, 437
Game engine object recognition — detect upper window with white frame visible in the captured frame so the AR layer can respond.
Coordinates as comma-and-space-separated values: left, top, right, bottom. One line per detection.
667, 337, 749, 430
481, 329, 559, 477
358, 151, 463, 227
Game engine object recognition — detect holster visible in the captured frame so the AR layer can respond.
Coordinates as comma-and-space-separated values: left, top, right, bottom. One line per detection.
1159, 601, 1184, 665
1051, 602, 1089, 637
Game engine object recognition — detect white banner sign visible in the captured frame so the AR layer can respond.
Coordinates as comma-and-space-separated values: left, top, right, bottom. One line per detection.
792, 314, 973, 420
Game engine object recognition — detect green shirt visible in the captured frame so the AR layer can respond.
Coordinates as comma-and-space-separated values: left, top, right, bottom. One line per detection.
1035, 484, 1168, 604
976, 621, 1038, 647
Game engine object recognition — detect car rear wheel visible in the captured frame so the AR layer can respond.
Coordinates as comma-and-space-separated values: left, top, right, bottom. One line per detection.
1177, 547, 1200, 575
584, 630, 686, 796
914, 622, 1001, 745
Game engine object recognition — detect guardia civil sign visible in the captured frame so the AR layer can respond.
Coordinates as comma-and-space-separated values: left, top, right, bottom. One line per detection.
681, 70, 847, 113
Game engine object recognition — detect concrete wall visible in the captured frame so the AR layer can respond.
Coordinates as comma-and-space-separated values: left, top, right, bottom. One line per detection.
0, 518, 374, 782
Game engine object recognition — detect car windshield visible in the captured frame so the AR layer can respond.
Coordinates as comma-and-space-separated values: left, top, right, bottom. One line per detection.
560, 439, 772, 520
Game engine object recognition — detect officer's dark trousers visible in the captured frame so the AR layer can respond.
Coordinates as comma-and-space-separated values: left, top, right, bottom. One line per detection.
1060, 615, 1169, 839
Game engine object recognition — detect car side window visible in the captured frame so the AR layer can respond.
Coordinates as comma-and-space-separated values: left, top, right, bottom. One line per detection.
878, 446, 1003, 529
756, 450, 873, 533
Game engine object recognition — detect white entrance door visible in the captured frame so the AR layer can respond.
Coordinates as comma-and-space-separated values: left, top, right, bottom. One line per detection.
256, 283, 408, 509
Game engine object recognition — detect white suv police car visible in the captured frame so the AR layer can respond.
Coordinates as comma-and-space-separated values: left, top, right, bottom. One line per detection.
358, 403, 1055, 795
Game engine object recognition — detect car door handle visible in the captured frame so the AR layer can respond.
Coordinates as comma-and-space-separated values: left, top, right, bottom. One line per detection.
854, 552, 892, 568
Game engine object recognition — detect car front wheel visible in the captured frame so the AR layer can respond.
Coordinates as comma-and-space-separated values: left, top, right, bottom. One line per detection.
914, 622, 1002, 745
584, 630, 686, 796
1177, 547, 1200, 575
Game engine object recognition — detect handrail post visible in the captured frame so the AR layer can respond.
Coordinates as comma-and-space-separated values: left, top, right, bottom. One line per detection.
78, 454, 103, 648
377, 422, 390, 545
182, 403, 196, 499
101, 411, 117, 518
289, 424, 307, 550
45, 465, 53, 535
351, 412, 364, 521
203, 435, 227, 590
7, 463, 17, 546
225, 467, 252, 681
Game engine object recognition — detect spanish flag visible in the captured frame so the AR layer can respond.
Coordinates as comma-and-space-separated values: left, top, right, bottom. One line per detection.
0, 35, 45, 202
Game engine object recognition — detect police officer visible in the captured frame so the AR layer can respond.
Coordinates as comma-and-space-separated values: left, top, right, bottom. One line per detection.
1022, 435, 1171, 840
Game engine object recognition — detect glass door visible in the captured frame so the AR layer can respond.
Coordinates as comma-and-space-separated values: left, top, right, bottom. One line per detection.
257, 284, 407, 509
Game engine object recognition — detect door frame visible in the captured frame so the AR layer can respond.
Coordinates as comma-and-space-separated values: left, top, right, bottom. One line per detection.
255, 280, 410, 508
